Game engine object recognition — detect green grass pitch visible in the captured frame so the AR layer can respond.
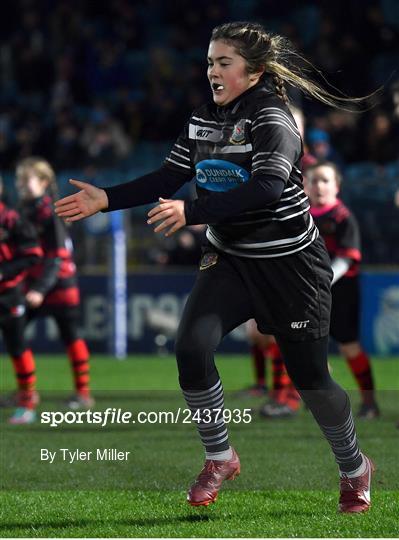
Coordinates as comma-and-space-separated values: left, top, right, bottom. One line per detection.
0, 354, 398, 537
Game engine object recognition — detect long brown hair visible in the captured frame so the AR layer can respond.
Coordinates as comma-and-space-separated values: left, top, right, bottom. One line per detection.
211, 22, 380, 111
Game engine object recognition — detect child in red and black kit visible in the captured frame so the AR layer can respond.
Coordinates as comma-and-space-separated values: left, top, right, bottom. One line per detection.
244, 321, 301, 418
15, 158, 94, 409
307, 161, 379, 418
0, 175, 43, 424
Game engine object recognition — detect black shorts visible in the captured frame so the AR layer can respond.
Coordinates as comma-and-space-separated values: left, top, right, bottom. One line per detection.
0, 287, 28, 356
26, 303, 80, 322
330, 275, 360, 344
198, 235, 332, 342
24, 304, 81, 346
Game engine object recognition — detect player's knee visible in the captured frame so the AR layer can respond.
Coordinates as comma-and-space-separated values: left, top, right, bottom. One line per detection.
175, 317, 221, 361
289, 368, 334, 392
175, 332, 218, 386
178, 367, 220, 391
175, 331, 213, 366
5, 341, 26, 357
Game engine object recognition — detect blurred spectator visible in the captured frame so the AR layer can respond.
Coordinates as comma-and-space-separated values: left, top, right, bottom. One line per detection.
0, 0, 398, 170
49, 108, 84, 169
327, 111, 360, 162
80, 106, 132, 167
364, 111, 398, 163
151, 225, 205, 267
307, 128, 344, 168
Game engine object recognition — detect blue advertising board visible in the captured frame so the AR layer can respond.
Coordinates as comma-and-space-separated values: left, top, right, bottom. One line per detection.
1, 270, 398, 356
4, 271, 247, 355
361, 271, 399, 355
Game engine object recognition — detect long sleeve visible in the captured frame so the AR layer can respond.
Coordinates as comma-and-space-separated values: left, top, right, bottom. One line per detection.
184, 174, 285, 225
0, 255, 40, 280
28, 212, 63, 294
331, 257, 352, 285
30, 257, 61, 294
103, 121, 195, 212
103, 165, 192, 212
0, 217, 42, 281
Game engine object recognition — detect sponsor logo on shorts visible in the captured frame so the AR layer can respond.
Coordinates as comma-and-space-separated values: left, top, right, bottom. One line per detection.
291, 320, 310, 329
200, 253, 218, 270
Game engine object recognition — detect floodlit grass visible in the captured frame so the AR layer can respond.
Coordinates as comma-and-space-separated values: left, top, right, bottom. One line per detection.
1, 355, 398, 537
1, 490, 398, 538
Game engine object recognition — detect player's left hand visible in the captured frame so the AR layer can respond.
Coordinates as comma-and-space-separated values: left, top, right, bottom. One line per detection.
147, 198, 186, 237
26, 290, 44, 308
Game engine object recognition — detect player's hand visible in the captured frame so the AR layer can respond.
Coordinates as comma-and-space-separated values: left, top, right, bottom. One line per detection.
26, 290, 44, 308
54, 180, 109, 222
147, 198, 186, 237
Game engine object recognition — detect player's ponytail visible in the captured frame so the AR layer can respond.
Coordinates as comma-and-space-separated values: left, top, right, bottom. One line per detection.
211, 22, 380, 111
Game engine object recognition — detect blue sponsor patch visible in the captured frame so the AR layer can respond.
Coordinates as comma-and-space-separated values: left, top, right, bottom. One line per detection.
195, 160, 250, 192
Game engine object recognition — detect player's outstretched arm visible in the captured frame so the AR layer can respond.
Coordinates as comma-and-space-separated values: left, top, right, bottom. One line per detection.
54, 179, 109, 222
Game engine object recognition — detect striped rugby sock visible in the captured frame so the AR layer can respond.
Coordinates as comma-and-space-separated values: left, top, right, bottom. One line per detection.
67, 339, 91, 396
206, 447, 233, 461
340, 453, 367, 478
11, 349, 37, 409
346, 351, 376, 405
320, 409, 363, 474
270, 346, 291, 394
182, 379, 230, 455
251, 344, 266, 387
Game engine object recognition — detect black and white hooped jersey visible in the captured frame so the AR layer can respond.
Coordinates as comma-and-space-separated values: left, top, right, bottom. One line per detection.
165, 79, 318, 258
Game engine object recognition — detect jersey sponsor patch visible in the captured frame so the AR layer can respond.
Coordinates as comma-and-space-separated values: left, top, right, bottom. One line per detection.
189, 124, 222, 142
200, 252, 218, 270
195, 159, 249, 192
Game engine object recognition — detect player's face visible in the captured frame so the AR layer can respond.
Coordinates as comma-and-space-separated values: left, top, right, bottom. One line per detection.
207, 40, 261, 106
308, 165, 339, 207
16, 170, 48, 200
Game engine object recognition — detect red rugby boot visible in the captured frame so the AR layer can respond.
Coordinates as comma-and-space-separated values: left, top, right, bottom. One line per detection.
339, 455, 375, 513
187, 447, 240, 506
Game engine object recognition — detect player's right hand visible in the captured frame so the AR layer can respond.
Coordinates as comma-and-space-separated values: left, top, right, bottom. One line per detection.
54, 179, 109, 222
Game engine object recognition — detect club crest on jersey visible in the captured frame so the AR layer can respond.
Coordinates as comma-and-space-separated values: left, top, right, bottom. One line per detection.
229, 119, 246, 144
200, 252, 218, 270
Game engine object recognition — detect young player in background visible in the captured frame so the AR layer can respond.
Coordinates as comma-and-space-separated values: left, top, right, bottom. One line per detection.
0, 175, 42, 424
307, 161, 380, 419
243, 320, 301, 418
15, 158, 94, 410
